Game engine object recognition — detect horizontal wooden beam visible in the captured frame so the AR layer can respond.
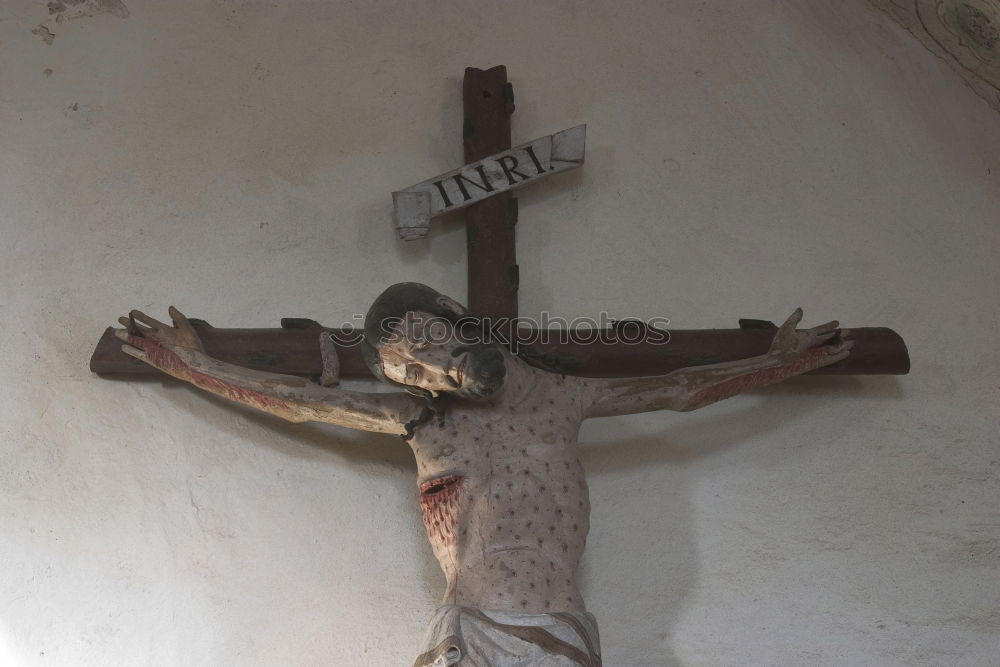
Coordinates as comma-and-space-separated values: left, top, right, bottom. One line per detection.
90, 319, 909, 379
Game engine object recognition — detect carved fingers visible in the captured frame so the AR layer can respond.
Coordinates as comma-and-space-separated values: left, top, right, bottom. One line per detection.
114, 327, 148, 362
821, 335, 854, 365
769, 307, 804, 356
768, 309, 852, 365
115, 307, 204, 355
166, 306, 203, 349
798, 319, 840, 351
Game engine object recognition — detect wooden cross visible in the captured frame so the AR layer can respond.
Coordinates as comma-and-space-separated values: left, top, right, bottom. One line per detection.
90, 66, 909, 379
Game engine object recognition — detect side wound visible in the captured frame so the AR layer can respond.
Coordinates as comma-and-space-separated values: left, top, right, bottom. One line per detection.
419, 475, 465, 546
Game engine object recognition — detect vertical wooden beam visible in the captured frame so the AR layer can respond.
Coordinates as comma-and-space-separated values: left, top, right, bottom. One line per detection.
463, 66, 519, 320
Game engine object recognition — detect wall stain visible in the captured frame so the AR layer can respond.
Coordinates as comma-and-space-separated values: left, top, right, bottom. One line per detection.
870, 0, 1000, 113
957, 2, 1000, 49
48, 0, 130, 21
31, 25, 55, 45
31, 0, 128, 45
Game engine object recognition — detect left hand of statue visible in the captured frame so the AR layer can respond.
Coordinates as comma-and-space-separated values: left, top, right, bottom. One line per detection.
115, 307, 205, 355
766, 308, 852, 366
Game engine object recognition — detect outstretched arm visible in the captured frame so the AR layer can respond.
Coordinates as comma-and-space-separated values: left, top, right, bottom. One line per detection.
579, 309, 853, 418
115, 307, 417, 435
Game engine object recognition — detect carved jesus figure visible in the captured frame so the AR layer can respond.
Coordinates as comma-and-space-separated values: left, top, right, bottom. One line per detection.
115, 283, 851, 667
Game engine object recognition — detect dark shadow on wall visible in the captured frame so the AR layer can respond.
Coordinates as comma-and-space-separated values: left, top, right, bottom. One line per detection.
578, 374, 904, 666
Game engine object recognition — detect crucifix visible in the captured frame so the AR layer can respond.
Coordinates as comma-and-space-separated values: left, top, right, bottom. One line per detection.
92, 66, 909, 666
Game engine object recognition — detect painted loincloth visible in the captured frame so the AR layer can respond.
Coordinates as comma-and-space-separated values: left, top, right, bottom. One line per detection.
412, 605, 601, 666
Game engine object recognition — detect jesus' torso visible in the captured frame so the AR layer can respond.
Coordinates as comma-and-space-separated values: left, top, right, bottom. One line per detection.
406, 355, 591, 614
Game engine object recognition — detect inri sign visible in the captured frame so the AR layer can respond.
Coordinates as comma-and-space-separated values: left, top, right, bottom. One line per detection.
393, 125, 586, 240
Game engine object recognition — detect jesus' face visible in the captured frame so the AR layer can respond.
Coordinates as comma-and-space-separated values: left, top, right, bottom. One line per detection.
376, 310, 506, 398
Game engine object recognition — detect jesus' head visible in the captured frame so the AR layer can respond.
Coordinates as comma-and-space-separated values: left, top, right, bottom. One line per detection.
362, 282, 506, 399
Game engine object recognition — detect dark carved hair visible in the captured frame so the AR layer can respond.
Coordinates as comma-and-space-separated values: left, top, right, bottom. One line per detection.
362, 283, 469, 392
361, 282, 576, 440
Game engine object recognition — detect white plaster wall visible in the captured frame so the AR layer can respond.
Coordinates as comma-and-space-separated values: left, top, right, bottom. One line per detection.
1, 1, 997, 665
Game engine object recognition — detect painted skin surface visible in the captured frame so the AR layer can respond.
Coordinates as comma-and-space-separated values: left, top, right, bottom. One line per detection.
114, 304, 851, 619
372, 311, 592, 611
406, 352, 592, 613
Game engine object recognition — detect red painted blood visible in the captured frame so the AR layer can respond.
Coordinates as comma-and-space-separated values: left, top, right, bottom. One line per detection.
127, 336, 293, 413
688, 347, 830, 410
419, 475, 465, 546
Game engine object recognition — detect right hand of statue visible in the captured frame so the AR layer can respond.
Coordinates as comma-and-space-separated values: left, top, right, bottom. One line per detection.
766, 308, 852, 367
115, 307, 206, 362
